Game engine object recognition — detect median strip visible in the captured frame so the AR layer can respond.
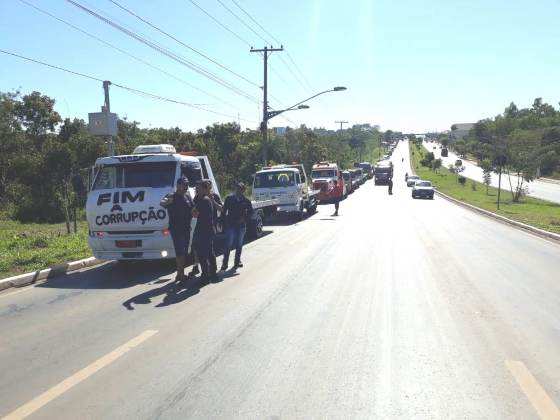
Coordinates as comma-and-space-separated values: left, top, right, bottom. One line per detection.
2, 329, 158, 420
409, 142, 560, 241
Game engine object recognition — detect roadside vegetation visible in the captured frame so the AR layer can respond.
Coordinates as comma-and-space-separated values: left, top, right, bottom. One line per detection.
0, 220, 90, 279
441, 98, 560, 198
410, 141, 560, 234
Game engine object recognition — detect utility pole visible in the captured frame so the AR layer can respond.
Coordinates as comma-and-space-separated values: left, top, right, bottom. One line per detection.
251, 45, 283, 165
335, 120, 348, 132
102, 81, 114, 156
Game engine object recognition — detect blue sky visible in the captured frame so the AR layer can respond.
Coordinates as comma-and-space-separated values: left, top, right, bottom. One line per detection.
1, 0, 560, 133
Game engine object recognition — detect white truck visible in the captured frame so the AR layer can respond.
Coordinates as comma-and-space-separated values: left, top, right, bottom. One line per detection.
252, 164, 318, 221
85, 144, 275, 261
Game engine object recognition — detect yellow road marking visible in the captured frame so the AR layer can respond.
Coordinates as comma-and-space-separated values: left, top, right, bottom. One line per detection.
506, 360, 560, 420
2, 329, 158, 420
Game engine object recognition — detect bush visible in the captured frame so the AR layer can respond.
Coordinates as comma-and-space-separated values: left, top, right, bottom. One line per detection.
458, 175, 467, 186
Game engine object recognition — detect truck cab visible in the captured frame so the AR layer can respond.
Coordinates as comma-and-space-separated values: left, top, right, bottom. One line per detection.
374, 160, 394, 185
252, 164, 317, 220
356, 162, 374, 179
85, 144, 220, 261
311, 162, 346, 203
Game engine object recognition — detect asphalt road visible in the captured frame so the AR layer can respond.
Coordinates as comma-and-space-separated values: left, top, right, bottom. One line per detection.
422, 140, 560, 204
1, 141, 560, 419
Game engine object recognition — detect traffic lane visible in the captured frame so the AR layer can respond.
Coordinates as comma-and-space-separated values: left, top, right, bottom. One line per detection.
100, 180, 560, 418
1, 175, 559, 418
0, 198, 349, 418
423, 141, 560, 204
27, 180, 559, 417
0, 203, 343, 417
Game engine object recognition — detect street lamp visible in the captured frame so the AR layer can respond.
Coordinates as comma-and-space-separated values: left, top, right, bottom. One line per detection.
261, 86, 347, 164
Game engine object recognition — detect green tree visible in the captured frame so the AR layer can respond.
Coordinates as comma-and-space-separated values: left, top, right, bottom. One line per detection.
480, 158, 493, 195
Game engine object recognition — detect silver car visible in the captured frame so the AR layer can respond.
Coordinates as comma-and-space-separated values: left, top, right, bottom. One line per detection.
412, 180, 435, 199
406, 175, 420, 187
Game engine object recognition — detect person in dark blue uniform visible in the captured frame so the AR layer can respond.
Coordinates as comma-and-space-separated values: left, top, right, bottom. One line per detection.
189, 184, 222, 278
220, 182, 253, 271
192, 180, 216, 281
160, 176, 193, 283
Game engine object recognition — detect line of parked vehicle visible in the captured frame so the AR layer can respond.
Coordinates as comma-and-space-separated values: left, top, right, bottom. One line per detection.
85, 143, 391, 263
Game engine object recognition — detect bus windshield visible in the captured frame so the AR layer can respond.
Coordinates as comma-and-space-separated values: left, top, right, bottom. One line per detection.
92, 162, 176, 190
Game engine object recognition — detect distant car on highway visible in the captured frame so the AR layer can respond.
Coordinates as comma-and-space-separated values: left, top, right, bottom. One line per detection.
412, 180, 435, 199
406, 175, 420, 187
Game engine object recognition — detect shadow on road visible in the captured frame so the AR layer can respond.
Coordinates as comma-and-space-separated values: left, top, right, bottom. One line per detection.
122, 269, 240, 310
35, 232, 268, 291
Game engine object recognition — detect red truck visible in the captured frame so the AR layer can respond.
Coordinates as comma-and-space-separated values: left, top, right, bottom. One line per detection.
311, 162, 346, 203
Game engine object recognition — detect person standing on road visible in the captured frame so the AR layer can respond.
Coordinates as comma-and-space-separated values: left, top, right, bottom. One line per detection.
388, 177, 393, 195
192, 180, 216, 281
332, 195, 340, 216
220, 182, 253, 271
189, 184, 222, 278
160, 176, 193, 283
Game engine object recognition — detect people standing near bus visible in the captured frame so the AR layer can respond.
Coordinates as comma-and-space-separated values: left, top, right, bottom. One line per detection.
388, 177, 393, 195
192, 180, 216, 281
189, 184, 222, 278
160, 176, 193, 283
220, 182, 253, 271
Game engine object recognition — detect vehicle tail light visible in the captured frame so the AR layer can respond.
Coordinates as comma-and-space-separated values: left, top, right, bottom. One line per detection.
162, 229, 170, 236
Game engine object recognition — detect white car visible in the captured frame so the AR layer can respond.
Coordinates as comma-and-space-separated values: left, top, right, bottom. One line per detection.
406, 175, 420, 187
412, 180, 435, 199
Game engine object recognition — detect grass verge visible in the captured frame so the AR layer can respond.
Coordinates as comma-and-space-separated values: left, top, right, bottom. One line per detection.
410, 142, 560, 234
0, 220, 91, 280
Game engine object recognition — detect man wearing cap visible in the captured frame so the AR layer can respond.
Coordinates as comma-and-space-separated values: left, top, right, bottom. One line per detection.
220, 182, 253, 271
160, 176, 193, 282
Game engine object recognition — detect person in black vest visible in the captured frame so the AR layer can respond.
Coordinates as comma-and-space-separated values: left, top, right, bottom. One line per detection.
220, 182, 253, 271
192, 180, 216, 281
160, 176, 193, 283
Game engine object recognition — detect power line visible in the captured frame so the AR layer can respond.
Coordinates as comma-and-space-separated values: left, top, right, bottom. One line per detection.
18, 0, 236, 109
186, 0, 251, 47
214, 0, 309, 95
183, 0, 288, 106
277, 54, 309, 94
226, 0, 313, 93
107, 0, 259, 88
286, 51, 313, 91
215, 0, 268, 44
1, 49, 103, 82
229, 0, 281, 45
0, 49, 257, 122
65, 0, 260, 104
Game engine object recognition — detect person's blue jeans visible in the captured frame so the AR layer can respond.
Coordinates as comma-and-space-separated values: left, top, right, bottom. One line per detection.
222, 224, 246, 268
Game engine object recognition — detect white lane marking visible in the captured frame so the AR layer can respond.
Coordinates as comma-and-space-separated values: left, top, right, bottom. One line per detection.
2, 329, 158, 420
506, 360, 560, 420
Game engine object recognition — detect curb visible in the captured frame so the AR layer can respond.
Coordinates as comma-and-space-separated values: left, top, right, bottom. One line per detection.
0, 257, 106, 292
434, 190, 560, 243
